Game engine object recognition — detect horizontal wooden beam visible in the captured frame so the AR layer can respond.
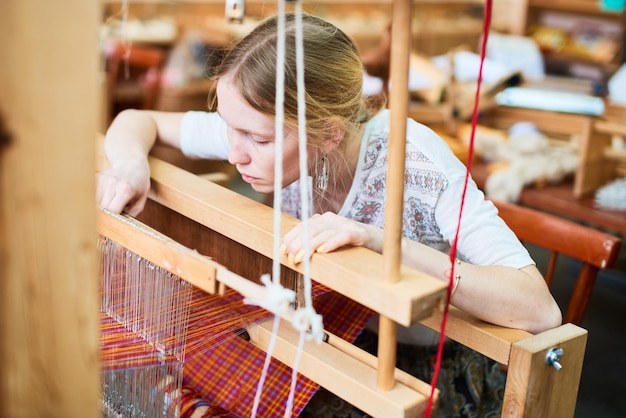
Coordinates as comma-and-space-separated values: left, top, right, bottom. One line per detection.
97, 208, 220, 293
420, 306, 531, 365
146, 156, 448, 327
97, 208, 304, 308
247, 319, 431, 418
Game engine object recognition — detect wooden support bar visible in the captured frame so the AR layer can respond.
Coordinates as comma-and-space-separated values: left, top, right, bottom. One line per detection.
379, 0, 413, 391
422, 308, 587, 418
595, 120, 626, 164
420, 306, 531, 365
97, 208, 220, 294
97, 208, 291, 313
573, 117, 605, 198
594, 120, 626, 137
1, 1, 100, 416
247, 319, 429, 418
604, 147, 626, 163
384, 0, 412, 281
483, 107, 592, 137
324, 332, 437, 403
502, 324, 588, 418
377, 316, 399, 390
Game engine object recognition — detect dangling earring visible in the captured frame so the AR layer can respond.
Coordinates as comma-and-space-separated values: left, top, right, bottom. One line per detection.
317, 154, 329, 191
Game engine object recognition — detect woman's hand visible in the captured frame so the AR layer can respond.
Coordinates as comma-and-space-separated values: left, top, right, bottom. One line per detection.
280, 212, 383, 264
96, 159, 151, 216
96, 109, 184, 217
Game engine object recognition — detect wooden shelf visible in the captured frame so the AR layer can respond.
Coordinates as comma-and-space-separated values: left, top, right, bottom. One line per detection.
523, 0, 626, 85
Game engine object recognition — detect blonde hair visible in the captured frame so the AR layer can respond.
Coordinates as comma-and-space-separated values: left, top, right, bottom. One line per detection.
212, 13, 383, 152
210, 13, 386, 204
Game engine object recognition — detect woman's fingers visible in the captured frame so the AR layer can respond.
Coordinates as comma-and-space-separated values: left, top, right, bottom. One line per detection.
282, 213, 366, 264
97, 178, 133, 214
96, 166, 150, 216
122, 195, 147, 217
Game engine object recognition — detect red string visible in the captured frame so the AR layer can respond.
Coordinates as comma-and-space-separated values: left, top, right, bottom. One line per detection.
424, 0, 493, 416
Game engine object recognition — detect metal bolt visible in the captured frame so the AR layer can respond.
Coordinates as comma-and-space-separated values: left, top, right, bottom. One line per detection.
546, 347, 564, 370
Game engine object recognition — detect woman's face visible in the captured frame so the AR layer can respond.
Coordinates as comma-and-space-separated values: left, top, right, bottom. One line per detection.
217, 75, 301, 194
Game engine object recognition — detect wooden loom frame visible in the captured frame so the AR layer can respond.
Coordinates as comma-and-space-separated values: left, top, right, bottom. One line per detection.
97, 152, 588, 418
95, 1, 587, 417
0, 0, 587, 416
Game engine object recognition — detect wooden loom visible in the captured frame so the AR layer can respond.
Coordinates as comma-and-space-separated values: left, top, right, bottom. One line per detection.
96, 150, 588, 418
0, 0, 588, 416
95, 1, 588, 417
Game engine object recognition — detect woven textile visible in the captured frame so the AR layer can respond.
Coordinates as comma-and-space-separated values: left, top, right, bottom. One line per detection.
182, 286, 373, 417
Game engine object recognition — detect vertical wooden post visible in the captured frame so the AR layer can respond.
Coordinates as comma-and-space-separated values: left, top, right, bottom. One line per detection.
502, 324, 587, 418
0, 1, 100, 416
378, 0, 412, 391
508, 0, 529, 36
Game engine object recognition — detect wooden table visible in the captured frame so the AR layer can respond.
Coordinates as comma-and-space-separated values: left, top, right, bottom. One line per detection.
471, 161, 626, 237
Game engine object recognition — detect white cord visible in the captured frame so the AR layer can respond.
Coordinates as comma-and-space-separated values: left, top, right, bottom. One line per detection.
292, 0, 324, 344
283, 5, 325, 417
249, 2, 287, 416
251, 4, 324, 417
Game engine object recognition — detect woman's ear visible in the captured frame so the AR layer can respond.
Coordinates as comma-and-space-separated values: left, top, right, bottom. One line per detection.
320, 117, 346, 154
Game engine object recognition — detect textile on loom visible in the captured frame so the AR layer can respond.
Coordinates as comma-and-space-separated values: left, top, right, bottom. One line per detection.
100, 236, 194, 417
182, 290, 373, 417
99, 234, 374, 417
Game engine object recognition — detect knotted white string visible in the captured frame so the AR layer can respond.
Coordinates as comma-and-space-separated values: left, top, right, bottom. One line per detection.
243, 274, 295, 315
284, 6, 326, 416
248, 3, 324, 417
247, 1, 287, 415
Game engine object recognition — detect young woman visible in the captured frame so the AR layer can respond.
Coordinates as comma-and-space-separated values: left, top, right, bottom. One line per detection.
97, 12, 561, 417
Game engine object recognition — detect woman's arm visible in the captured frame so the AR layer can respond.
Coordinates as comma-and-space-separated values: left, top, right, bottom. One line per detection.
398, 237, 562, 334
281, 213, 562, 334
97, 109, 185, 216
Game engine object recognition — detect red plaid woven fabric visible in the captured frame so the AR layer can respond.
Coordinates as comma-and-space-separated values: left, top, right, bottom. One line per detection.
183, 284, 373, 417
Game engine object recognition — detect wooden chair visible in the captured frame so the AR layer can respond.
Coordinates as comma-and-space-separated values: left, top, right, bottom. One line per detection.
492, 199, 622, 325
104, 40, 166, 124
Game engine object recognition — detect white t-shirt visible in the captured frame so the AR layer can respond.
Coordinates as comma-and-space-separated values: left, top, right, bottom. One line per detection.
180, 109, 533, 269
